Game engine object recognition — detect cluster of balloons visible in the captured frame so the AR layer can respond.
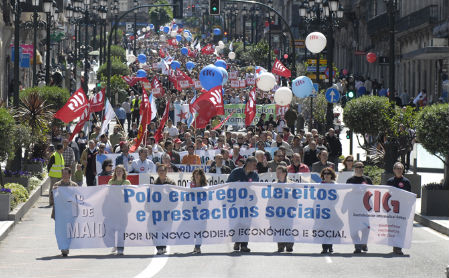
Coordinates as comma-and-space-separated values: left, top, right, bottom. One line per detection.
305, 32, 327, 54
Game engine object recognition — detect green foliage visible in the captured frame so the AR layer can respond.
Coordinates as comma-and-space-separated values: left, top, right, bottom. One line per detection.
149, 0, 173, 32
20, 86, 70, 111
100, 75, 129, 104
4, 183, 29, 210
416, 103, 449, 187
14, 91, 53, 141
363, 165, 384, 185
27, 176, 42, 192
0, 108, 16, 161
343, 96, 392, 136
12, 124, 32, 151
297, 92, 328, 126
242, 40, 275, 67
97, 57, 130, 79
110, 45, 126, 62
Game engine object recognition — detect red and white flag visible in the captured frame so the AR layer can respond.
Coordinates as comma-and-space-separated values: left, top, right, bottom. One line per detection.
89, 88, 105, 113
69, 104, 90, 141
176, 69, 194, 85
245, 87, 257, 126
98, 99, 116, 139
151, 77, 165, 97
272, 59, 291, 78
54, 87, 88, 123
201, 44, 215, 55
154, 102, 170, 143
191, 85, 224, 129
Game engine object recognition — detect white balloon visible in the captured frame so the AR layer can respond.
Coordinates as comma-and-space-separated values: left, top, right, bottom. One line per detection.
274, 87, 293, 106
183, 31, 190, 38
160, 35, 166, 42
256, 72, 276, 92
170, 30, 177, 37
218, 41, 224, 47
305, 32, 327, 54
228, 51, 236, 60
127, 54, 136, 63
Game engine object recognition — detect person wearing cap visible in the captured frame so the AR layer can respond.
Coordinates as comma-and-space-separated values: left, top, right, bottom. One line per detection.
227, 156, 259, 253
173, 138, 182, 151
346, 161, 373, 254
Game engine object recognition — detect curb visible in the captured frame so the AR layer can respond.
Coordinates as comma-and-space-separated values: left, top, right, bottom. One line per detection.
0, 177, 49, 242
414, 213, 449, 236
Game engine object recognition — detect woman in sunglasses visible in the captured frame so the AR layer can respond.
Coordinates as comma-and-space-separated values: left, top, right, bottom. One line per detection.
341, 155, 354, 172
320, 167, 337, 254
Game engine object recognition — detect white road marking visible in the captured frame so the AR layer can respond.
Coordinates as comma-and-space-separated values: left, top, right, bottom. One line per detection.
134, 247, 170, 278
325, 256, 333, 263
415, 224, 449, 240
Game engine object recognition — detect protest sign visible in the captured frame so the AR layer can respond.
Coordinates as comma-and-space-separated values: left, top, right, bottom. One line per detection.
54, 183, 416, 250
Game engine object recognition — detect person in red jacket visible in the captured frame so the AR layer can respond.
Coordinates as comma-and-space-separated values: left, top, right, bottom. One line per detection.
287, 153, 310, 173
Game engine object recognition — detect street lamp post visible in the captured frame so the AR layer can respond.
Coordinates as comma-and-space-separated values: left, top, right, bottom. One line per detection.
83, 0, 91, 92
113, 0, 119, 45
242, 5, 247, 51
133, 0, 138, 55
43, 0, 54, 85
31, 0, 40, 86
12, 0, 26, 107
384, 0, 397, 101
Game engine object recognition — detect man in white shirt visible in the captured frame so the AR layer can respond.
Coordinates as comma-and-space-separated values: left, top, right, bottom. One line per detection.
131, 148, 156, 173
164, 119, 179, 137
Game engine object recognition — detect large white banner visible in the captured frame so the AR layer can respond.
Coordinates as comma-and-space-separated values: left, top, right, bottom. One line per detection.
54, 183, 416, 250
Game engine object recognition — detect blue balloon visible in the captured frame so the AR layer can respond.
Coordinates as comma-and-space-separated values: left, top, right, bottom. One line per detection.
292, 76, 314, 98
163, 26, 170, 34
213, 28, 221, 35
172, 24, 177, 29
136, 69, 147, 78
171, 60, 181, 70
199, 64, 223, 91
181, 47, 189, 56
186, 61, 195, 70
214, 60, 227, 69
176, 34, 183, 42
186, 36, 192, 42
137, 53, 147, 63
218, 67, 228, 85
149, 24, 154, 29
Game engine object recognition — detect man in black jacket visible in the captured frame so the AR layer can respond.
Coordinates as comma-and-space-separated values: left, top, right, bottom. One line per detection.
326, 128, 342, 171
209, 154, 232, 174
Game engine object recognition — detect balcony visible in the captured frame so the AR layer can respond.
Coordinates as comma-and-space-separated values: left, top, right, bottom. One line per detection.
396, 5, 439, 34
367, 12, 390, 36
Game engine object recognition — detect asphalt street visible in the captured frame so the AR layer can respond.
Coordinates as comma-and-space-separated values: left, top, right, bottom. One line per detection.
0, 195, 447, 278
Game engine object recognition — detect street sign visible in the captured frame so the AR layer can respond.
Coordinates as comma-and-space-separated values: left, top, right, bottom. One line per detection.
378, 56, 389, 65
307, 59, 327, 65
325, 88, 340, 103
307, 73, 326, 80
20, 53, 30, 68
313, 83, 319, 93
294, 40, 305, 48
306, 66, 327, 72
324, 67, 336, 78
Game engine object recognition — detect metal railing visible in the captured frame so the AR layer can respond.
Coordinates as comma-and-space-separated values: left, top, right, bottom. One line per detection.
396, 5, 439, 33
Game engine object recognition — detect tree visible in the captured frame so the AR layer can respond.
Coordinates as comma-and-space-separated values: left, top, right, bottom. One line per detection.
100, 75, 129, 105
0, 108, 16, 162
110, 45, 126, 62
416, 103, 449, 188
297, 92, 328, 132
20, 86, 70, 111
148, 0, 173, 32
97, 57, 130, 79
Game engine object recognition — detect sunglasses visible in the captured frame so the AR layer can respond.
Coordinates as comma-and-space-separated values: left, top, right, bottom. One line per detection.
355, 166, 364, 169
107, 165, 113, 167
323, 172, 332, 175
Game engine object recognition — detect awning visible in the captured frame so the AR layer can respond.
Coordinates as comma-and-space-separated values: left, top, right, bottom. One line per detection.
402, 47, 449, 60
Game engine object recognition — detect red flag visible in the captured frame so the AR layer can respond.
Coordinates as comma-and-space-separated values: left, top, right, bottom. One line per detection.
89, 88, 105, 113
201, 44, 215, 55
245, 87, 257, 126
154, 102, 169, 143
159, 48, 166, 58
213, 112, 234, 130
121, 75, 138, 87
69, 104, 91, 141
129, 104, 148, 153
272, 59, 291, 78
176, 69, 194, 85
54, 87, 88, 123
151, 77, 165, 97
139, 87, 152, 123
191, 85, 224, 129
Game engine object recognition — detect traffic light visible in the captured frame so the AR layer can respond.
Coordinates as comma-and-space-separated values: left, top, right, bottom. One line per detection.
223, 31, 228, 36
209, 0, 220, 15
173, 0, 183, 18
346, 130, 352, 139
347, 90, 355, 100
